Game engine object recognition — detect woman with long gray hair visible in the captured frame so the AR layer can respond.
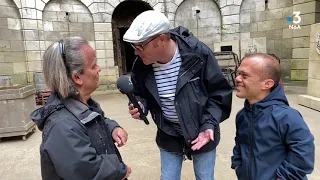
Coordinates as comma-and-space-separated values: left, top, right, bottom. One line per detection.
30, 37, 131, 180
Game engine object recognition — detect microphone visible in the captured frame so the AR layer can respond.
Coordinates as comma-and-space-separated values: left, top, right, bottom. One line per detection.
116, 75, 149, 125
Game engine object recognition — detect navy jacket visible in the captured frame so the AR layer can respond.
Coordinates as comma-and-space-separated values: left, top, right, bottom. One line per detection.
30, 94, 128, 180
231, 84, 315, 180
131, 26, 232, 156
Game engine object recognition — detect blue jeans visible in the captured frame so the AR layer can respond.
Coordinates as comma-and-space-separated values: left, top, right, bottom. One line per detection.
160, 148, 216, 180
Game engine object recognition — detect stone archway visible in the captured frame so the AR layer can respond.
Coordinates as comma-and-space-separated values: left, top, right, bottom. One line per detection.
112, 1, 153, 75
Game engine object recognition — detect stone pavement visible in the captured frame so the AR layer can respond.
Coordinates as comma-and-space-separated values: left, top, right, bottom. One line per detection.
0, 91, 319, 180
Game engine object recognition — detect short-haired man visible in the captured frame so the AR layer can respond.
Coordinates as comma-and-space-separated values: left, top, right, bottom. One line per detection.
232, 53, 315, 180
124, 10, 233, 180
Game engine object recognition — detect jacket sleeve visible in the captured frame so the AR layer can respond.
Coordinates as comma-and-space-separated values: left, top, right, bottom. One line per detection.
231, 113, 242, 169
131, 71, 148, 115
105, 117, 121, 134
200, 44, 233, 132
45, 119, 128, 180
276, 110, 315, 179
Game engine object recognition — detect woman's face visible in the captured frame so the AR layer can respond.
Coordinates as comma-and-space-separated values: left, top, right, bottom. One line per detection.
75, 44, 101, 95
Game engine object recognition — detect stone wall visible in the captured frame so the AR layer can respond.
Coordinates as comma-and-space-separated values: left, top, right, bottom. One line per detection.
0, 0, 27, 85
174, 0, 221, 50
298, 23, 320, 111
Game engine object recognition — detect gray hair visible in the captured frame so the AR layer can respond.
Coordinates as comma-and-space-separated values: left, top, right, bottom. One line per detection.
42, 37, 88, 98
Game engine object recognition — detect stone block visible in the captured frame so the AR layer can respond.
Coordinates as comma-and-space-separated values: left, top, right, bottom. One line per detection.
0, 52, 25, 63
250, 23, 258, 32
240, 13, 250, 23
36, 0, 45, 11
0, 63, 13, 74
52, 22, 68, 32
105, 41, 113, 50
291, 59, 309, 69
221, 5, 240, 16
42, 11, 57, 21
106, 57, 115, 67
77, 14, 93, 23
69, 23, 83, 32
282, 7, 293, 18
22, 19, 38, 30
26, 51, 41, 61
222, 14, 239, 25
266, 40, 274, 50
106, 50, 114, 58
39, 41, 45, 51
13, 62, 26, 73
281, 48, 293, 59
265, 9, 283, 20
282, 39, 293, 49
253, 37, 266, 49
96, 50, 106, 59
23, 30, 39, 41
7, 18, 21, 30
299, 13, 316, 26
25, 41, 40, 51
73, 4, 88, 13
10, 41, 24, 51
46, 2, 60, 11
27, 61, 42, 72
240, 40, 253, 50
11, 73, 28, 85
307, 78, 320, 97
222, 33, 239, 41
278, 0, 293, 8
308, 60, 320, 79
92, 13, 112, 23
283, 28, 293, 39
21, 8, 37, 19
256, 1, 265, 11
298, 94, 320, 111
292, 48, 310, 58
240, 23, 250, 32
97, 58, 106, 69
291, 69, 308, 80
37, 20, 43, 31
79, 32, 95, 41
241, 32, 250, 40
43, 21, 53, 32
38, 31, 44, 41
0, 40, 10, 51
0, 6, 18, 18
292, 37, 310, 48
250, 31, 266, 38
293, 1, 317, 14
279, 59, 291, 81
266, 29, 283, 40
255, 11, 266, 22
94, 23, 112, 32
222, 24, 239, 34
257, 20, 278, 31
44, 31, 60, 41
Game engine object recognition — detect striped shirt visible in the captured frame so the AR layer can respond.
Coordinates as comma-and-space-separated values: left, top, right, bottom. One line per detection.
152, 47, 181, 123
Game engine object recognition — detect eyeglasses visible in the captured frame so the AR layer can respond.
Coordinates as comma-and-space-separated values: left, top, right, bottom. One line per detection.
130, 35, 160, 51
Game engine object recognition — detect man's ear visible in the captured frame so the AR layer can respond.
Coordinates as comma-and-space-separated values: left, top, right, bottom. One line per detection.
262, 79, 275, 90
71, 73, 82, 86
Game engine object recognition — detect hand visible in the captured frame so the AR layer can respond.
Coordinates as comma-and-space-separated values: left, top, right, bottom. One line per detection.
122, 166, 131, 180
112, 127, 128, 147
128, 102, 144, 120
191, 129, 214, 151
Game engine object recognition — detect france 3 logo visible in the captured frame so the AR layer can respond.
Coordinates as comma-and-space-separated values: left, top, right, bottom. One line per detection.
286, 11, 301, 30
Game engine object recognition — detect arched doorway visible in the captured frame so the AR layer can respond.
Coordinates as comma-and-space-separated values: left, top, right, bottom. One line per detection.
112, 0, 153, 75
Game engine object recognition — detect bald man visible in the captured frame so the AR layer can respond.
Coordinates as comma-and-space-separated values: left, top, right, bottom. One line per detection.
231, 53, 315, 180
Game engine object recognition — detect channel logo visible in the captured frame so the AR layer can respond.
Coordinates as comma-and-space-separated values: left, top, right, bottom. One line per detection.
287, 11, 301, 29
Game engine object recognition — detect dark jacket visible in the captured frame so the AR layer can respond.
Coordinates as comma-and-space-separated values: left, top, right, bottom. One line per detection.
30, 93, 128, 180
131, 26, 233, 156
231, 84, 315, 180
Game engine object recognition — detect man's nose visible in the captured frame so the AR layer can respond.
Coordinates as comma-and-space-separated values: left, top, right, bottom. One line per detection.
235, 75, 241, 83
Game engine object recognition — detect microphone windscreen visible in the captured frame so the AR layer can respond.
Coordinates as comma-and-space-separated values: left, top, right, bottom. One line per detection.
116, 75, 134, 94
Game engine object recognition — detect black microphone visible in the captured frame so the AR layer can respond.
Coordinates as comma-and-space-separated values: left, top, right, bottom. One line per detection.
116, 75, 149, 125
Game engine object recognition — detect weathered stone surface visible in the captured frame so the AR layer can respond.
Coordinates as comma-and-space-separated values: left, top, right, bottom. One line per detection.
291, 59, 309, 69
292, 37, 310, 48
291, 69, 308, 81
292, 48, 310, 58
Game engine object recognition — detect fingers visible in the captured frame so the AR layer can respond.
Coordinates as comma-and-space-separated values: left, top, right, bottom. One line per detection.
191, 137, 198, 144
117, 130, 128, 147
209, 130, 214, 141
128, 103, 141, 119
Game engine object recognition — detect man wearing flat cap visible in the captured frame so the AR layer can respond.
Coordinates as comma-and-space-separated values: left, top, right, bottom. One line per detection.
124, 10, 232, 180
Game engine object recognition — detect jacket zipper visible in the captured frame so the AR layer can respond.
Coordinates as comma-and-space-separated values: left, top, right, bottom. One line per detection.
177, 56, 200, 81
248, 105, 253, 180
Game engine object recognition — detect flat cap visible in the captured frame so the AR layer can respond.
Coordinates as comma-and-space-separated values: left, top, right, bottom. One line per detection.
123, 10, 170, 43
